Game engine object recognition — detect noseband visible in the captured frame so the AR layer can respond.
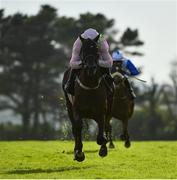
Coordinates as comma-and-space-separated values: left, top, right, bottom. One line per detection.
77, 37, 101, 90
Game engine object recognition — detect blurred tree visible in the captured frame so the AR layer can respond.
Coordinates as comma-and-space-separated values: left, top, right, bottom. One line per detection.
160, 59, 177, 139
0, 6, 66, 138
110, 27, 144, 56
0, 5, 144, 140
128, 78, 164, 140
140, 78, 164, 139
169, 60, 177, 101
0, 11, 32, 138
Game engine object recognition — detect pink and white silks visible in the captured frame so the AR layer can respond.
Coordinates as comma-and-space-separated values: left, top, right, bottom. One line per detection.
69, 28, 113, 69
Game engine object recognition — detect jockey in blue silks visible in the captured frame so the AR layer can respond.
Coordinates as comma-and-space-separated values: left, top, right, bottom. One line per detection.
111, 50, 140, 99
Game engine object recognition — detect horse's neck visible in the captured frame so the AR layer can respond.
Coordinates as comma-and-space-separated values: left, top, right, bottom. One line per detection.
79, 71, 100, 85
115, 82, 127, 97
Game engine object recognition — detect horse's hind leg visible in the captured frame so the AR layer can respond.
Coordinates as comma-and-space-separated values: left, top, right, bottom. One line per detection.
120, 118, 131, 148
72, 113, 85, 162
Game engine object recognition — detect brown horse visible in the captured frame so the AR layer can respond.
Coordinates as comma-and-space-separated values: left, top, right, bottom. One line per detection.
62, 35, 108, 162
105, 72, 134, 148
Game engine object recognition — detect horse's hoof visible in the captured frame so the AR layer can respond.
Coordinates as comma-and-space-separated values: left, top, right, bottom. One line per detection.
125, 141, 131, 148
109, 142, 115, 149
119, 134, 126, 141
99, 145, 107, 157
74, 151, 85, 162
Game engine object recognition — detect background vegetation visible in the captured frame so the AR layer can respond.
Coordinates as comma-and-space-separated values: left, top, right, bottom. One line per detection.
0, 5, 177, 140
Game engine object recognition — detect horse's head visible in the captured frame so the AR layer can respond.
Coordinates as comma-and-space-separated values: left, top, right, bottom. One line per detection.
113, 72, 129, 98
80, 35, 100, 76
113, 72, 126, 88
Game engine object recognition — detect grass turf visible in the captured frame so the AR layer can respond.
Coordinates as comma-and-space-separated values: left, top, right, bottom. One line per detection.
0, 141, 176, 179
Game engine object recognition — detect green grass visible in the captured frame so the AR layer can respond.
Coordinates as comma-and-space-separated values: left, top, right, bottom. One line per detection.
0, 141, 176, 179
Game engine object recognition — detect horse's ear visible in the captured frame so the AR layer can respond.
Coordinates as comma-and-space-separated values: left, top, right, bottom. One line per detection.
79, 35, 84, 43
93, 34, 100, 42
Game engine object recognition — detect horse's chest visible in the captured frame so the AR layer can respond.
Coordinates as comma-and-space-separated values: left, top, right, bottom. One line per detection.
74, 91, 106, 113
75, 96, 104, 107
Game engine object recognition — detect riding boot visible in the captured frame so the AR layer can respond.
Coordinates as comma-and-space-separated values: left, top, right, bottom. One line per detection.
65, 69, 79, 95
124, 78, 136, 99
100, 67, 114, 116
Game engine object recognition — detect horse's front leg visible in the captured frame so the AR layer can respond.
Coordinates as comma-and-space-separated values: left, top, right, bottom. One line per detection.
105, 119, 115, 149
96, 116, 108, 157
65, 98, 85, 160
72, 113, 85, 162
120, 118, 131, 148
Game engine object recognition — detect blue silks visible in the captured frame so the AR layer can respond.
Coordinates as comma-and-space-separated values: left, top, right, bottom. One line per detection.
122, 59, 140, 76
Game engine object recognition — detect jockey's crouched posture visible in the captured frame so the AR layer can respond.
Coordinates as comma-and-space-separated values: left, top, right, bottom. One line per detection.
65, 28, 114, 96
111, 50, 140, 99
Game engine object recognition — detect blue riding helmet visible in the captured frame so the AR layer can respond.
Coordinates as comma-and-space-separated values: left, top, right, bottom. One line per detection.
112, 50, 123, 61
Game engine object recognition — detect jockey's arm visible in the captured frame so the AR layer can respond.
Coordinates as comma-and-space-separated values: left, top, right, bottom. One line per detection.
98, 39, 113, 68
70, 37, 82, 69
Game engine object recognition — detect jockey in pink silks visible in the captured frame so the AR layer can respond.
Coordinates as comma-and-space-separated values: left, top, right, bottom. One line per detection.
65, 28, 114, 95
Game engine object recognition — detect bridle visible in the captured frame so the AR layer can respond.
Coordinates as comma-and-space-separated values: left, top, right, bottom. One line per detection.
77, 44, 104, 90
76, 75, 104, 90
76, 53, 104, 90
76, 36, 104, 90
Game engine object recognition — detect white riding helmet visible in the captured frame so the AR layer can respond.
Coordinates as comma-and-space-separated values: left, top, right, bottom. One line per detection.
112, 50, 124, 61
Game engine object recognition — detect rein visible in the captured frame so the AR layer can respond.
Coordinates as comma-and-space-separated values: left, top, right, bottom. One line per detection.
76, 75, 104, 90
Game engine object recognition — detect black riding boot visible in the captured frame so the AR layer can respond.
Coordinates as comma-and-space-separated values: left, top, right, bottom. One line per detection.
124, 78, 136, 99
100, 67, 114, 116
65, 69, 79, 95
